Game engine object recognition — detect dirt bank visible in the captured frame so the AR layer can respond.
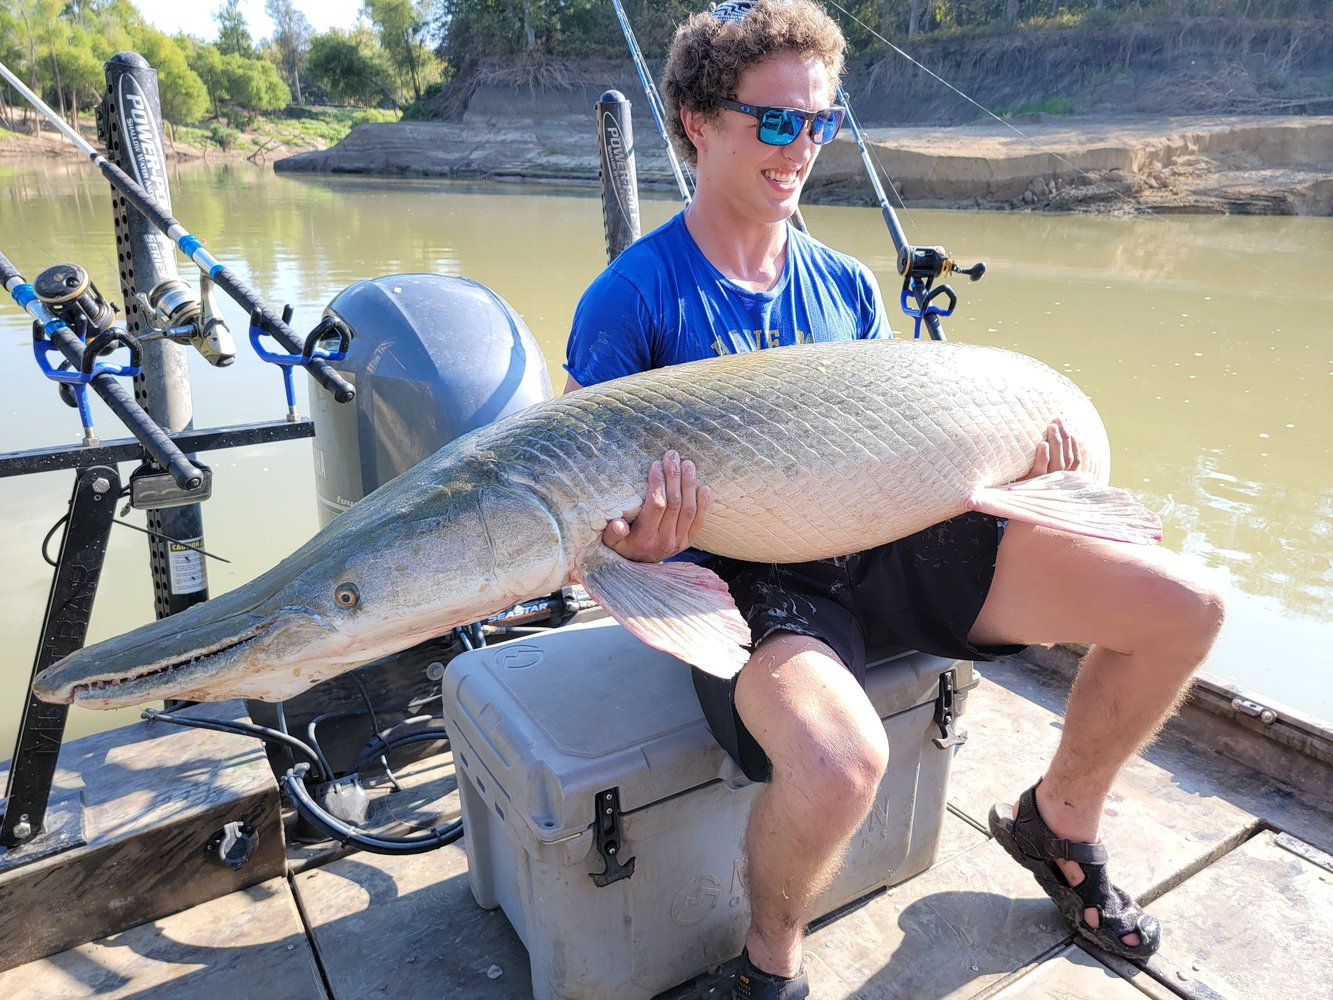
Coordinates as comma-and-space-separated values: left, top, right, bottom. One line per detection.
274, 112, 1333, 216
279, 15, 1332, 215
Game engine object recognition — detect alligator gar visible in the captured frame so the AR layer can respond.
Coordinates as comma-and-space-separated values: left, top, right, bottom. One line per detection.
33, 339, 1160, 708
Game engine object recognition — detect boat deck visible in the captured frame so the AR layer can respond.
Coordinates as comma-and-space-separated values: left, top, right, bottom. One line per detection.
3, 650, 1330, 999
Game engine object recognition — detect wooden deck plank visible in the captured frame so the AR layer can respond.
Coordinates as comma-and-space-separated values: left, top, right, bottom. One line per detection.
662, 827, 1071, 1000
986, 945, 1155, 999
0, 877, 325, 999
799, 838, 1070, 998
1137, 830, 1333, 999
0, 702, 285, 972
948, 657, 1263, 904
293, 837, 531, 998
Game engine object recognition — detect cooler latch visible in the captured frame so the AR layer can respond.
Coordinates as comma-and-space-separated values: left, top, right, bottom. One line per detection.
589, 787, 636, 887
932, 669, 968, 749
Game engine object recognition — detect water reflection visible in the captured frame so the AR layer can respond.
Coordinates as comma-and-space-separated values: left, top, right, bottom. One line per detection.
0, 160, 1329, 743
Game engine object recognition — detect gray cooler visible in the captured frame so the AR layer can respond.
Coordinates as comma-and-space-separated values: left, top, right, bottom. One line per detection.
441, 618, 973, 1000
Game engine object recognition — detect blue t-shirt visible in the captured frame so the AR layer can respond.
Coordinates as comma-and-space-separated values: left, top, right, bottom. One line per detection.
565, 212, 888, 386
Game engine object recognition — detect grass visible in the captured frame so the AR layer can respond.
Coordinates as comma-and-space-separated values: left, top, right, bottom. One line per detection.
172, 105, 401, 153
993, 96, 1078, 119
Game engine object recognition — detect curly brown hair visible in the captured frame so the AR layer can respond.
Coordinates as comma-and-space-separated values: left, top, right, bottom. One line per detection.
663, 1, 846, 167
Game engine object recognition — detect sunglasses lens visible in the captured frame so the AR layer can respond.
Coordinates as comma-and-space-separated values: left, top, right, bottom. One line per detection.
812, 109, 843, 145
758, 109, 799, 146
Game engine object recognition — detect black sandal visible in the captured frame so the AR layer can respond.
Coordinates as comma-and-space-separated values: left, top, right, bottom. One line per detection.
732, 949, 809, 1000
989, 782, 1161, 961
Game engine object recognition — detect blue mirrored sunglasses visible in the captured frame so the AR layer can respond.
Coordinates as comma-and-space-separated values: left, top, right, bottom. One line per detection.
715, 98, 846, 147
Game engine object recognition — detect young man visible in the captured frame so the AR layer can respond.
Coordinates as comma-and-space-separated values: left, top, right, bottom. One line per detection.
565, 3, 1224, 998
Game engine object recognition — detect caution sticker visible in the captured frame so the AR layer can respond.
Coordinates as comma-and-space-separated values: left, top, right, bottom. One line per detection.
168, 539, 208, 595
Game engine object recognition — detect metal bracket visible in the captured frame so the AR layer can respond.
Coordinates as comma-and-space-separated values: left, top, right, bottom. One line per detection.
932, 669, 969, 750
0, 791, 87, 873
204, 820, 257, 871
2, 466, 119, 850
589, 787, 636, 887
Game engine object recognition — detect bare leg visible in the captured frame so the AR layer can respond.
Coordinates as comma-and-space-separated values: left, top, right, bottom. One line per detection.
732, 632, 889, 978
970, 522, 1226, 944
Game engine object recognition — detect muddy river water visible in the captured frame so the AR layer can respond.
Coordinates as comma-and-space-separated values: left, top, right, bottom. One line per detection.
1, 160, 1329, 749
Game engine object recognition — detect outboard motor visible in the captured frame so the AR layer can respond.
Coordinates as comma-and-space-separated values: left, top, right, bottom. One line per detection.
310, 274, 552, 526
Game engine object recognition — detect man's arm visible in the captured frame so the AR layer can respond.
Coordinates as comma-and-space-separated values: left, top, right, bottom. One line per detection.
564, 375, 712, 562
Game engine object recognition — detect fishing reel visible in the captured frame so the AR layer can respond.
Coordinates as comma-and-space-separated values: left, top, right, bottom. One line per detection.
31, 262, 139, 409
135, 274, 237, 367
895, 245, 987, 339
32, 262, 119, 336
897, 245, 986, 287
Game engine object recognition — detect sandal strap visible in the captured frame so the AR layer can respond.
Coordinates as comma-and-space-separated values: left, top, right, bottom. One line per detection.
1073, 869, 1162, 946
1013, 784, 1109, 865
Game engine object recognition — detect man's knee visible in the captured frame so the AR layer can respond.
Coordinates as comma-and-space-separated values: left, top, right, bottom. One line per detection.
738, 633, 888, 813
1141, 564, 1226, 661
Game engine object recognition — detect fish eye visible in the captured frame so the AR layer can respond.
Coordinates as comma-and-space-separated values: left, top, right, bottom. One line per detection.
333, 583, 360, 608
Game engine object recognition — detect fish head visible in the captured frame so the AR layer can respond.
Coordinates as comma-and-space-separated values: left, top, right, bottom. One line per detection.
33, 470, 569, 708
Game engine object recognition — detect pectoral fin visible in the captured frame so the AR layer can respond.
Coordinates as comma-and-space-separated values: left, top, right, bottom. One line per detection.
968, 471, 1162, 544
574, 545, 751, 679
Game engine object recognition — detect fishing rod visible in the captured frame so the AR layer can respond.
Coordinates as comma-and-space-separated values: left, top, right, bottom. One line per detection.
0, 59, 355, 403
0, 248, 204, 489
609, 0, 694, 204
834, 85, 985, 342
612, 1, 820, 234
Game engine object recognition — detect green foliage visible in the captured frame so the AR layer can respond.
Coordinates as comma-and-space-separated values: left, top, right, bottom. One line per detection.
429, 1, 709, 72
266, 0, 314, 103
215, 0, 256, 56
265, 105, 400, 143
307, 28, 400, 107
208, 121, 239, 149
363, 0, 443, 103
129, 28, 210, 132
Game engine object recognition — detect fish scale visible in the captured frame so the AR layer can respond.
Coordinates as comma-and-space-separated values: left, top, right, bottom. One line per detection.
469, 339, 1110, 564
34, 338, 1153, 705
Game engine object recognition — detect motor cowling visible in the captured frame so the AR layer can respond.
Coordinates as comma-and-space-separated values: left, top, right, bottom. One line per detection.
311, 274, 552, 527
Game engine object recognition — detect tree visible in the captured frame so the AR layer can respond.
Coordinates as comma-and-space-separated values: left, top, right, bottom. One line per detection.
215, 0, 255, 57
266, 0, 314, 104
129, 28, 209, 144
306, 27, 399, 107
220, 51, 291, 117
364, 0, 439, 103
51, 24, 106, 130
191, 43, 229, 117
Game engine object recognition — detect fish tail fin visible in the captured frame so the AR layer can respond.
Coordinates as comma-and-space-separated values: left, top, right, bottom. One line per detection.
574, 545, 751, 679
968, 471, 1162, 545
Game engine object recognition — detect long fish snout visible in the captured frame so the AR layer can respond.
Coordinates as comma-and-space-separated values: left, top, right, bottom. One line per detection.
31, 605, 334, 708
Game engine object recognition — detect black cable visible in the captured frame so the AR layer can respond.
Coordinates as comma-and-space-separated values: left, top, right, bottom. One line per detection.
349, 670, 380, 732
282, 764, 462, 854
41, 513, 70, 567
141, 709, 327, 782
354, 726, 451, 776
377, 714, 435, 742
273, 701, 298, 772
348, 671, 402, 791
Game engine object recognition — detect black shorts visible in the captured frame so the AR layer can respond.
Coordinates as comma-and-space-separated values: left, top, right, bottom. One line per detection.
692, 512, 1024, 782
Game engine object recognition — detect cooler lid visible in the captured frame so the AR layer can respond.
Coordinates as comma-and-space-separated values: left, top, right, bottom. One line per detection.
442, 619, 727, 845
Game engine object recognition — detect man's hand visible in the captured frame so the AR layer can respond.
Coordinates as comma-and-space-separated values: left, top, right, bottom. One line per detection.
1027, 418, 1081, 478
604, 450, 712, 562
